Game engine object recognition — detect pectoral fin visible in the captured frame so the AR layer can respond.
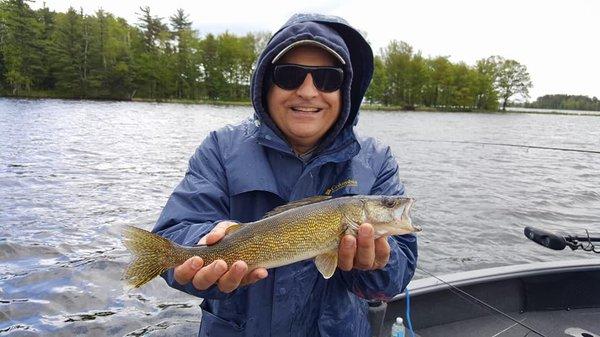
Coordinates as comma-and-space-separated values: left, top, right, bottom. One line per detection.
315, 250, 338, 279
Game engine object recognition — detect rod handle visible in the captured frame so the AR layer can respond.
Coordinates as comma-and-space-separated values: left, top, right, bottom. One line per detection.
524, 226, 567, 250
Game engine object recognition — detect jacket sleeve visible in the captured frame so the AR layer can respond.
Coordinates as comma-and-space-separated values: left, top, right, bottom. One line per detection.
337, 146, 418, 301
151, 132, 236, 300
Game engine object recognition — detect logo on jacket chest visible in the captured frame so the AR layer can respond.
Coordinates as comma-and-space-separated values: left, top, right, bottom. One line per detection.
324, 179, 358, 196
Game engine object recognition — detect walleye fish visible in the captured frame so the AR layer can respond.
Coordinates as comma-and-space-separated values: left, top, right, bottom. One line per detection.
122, 195, 420, 288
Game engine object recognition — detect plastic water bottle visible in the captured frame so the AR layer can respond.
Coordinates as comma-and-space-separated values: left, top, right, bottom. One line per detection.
390, 317, 405, 337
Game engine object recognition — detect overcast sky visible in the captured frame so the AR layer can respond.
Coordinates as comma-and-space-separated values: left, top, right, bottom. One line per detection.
32, 0, 600, 100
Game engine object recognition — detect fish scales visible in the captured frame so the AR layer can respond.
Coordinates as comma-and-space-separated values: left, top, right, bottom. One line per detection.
197, 201, 344, 268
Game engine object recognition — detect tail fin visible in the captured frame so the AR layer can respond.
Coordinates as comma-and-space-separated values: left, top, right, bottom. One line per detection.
121, 225, 186, 288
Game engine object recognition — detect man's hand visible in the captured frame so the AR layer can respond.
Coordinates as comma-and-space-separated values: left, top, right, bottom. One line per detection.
173, 221, 268, 293
338, 223, 391, 271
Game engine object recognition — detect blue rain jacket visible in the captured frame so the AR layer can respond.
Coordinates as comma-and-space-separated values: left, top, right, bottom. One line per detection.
153, 13, 418, 337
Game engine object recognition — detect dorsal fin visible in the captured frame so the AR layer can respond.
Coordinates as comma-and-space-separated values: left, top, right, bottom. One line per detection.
263, 195, 332, 218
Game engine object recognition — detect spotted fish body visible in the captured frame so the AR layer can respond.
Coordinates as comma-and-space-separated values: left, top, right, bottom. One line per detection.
122, 195, 420, 288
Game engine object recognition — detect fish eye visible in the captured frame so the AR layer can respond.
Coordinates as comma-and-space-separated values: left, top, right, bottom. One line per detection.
382, 198, 396, 208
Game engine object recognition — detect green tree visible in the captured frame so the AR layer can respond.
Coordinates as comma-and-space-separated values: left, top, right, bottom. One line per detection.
0, 0, 44, 94
406, 52, 428, 107
170, 8, 196, 99
365, 56, 388, 104
0, 51, 6, 90
474, 57, 499, 110
134, 6, 173, 99
488, 56, 532, 111
450, 62, 475, 108
137, 6, 169, 53
526, 94, 600, 111
425, 56, 453, 107
380, 40, 413, 106
198, 33, 224, 99
92, 10, 137, 99
50, 8, 98, 97
35, 3, 56, 90
217, 32, 256, 100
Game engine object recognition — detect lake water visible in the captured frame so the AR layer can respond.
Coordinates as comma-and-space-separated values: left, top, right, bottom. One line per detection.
1, 98, 599, 336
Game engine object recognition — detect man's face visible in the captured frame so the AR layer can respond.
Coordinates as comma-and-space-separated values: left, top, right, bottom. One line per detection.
267, 45, 342, 154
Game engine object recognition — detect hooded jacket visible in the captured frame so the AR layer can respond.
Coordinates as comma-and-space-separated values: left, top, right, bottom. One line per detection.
153, 13, 418, 337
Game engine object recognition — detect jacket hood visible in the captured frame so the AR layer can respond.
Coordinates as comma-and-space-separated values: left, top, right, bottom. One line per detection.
251, 13, 374, 153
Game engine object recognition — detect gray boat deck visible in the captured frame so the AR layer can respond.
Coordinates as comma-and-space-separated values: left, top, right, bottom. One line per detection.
381, 260, 600, 337
408, 308, 600, 337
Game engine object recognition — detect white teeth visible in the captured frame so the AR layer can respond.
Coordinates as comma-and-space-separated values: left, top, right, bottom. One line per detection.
291, 107, 321, 112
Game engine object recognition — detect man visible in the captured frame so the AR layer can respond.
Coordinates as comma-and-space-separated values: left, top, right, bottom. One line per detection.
152, 13, 417, 337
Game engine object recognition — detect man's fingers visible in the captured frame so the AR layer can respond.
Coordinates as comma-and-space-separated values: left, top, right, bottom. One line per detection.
192, 260, 227, 290
216, 261, 248, 293
241, 268, 268, 286
355, 224, 375, 270
373, 236, 391, 270
338, 235, 356, 271
174, 256, 203, 285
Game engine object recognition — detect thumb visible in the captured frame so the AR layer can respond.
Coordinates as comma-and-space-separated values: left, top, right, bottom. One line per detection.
198, 221, 237, 245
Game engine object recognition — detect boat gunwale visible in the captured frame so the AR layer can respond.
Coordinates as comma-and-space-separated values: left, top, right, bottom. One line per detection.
391, 259, 600, 301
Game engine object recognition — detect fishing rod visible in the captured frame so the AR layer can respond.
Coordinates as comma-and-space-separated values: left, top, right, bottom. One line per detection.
402, 139, 600, 155
524, 226, 600, 253
415, 266, 548, 337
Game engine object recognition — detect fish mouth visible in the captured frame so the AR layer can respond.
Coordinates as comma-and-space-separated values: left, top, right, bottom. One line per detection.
396, 198, 421, 232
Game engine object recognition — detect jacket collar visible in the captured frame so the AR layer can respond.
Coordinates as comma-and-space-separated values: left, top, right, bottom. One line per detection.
253, 117, 360, 166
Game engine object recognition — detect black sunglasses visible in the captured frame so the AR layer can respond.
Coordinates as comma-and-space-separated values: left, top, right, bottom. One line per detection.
272, 64, 344, 93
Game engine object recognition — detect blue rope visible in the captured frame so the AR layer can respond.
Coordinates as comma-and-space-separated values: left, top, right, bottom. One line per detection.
405, 288, 415, 337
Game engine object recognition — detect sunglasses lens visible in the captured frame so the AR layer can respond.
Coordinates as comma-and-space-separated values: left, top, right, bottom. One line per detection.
273, 65, 343, 92
312, 68, 344, 92
273, 65, 307, 90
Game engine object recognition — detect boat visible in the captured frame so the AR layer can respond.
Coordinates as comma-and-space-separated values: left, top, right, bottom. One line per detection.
370, 227, 600, 337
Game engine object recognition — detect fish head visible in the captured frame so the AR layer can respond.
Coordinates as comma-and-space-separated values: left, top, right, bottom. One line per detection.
360, 196, 420, 236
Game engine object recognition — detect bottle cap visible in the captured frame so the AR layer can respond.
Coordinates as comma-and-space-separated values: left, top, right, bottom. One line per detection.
396, 317, 403, 324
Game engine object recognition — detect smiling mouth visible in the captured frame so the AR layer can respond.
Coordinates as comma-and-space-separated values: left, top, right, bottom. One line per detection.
291, 107, 322, 113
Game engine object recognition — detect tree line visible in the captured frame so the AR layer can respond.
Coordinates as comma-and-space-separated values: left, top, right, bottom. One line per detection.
521, 94, 600, 112
0, 0, 268, 101
1, 0, 533, 110
366, 45, 532, 111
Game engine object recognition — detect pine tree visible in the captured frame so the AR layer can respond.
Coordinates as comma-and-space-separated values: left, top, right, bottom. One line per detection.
170, 8, 194, 99
50, 8, 86, 97
0, 0, 44, 94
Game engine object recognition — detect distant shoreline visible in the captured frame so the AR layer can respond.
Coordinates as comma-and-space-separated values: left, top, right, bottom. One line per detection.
2, 96, 599, 116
